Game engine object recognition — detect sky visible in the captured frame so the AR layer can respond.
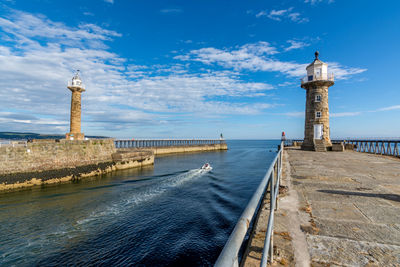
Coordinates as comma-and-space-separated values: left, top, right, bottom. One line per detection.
0, 0, 399, 139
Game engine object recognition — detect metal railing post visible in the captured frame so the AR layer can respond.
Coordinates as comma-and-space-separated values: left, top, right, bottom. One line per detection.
215, 147, 281, 267
269, 168, 274, 263
275, 151, 281, 211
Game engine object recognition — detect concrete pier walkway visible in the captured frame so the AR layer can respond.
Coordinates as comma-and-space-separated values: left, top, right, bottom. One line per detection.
243, 148, 400, 266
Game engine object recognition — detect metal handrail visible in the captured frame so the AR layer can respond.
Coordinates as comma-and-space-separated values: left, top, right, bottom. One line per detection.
215, 141, 283, 267
283, 139, 400, 158
0, 140, 28, 147
114, 139, 226, 149
344, 139, 400, 157
283, 139, 303, 147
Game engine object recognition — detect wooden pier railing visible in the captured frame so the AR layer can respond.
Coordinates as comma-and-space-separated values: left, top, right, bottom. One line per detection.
114, 139, 225, 149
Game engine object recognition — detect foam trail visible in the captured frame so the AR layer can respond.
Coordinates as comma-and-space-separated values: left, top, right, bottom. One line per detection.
77, 168, 208, 226
21, 169, 208, 252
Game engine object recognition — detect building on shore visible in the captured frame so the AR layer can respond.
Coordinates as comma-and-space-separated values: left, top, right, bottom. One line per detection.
66, 70, 85, 140
301, 51, 334, 151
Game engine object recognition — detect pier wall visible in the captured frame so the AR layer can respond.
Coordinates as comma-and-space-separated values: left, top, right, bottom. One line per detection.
113, 143, 227, 156
0, 140, 227, 191
0, 139, 116, 175
0, 139, 154, 191
151, 143, 228, 155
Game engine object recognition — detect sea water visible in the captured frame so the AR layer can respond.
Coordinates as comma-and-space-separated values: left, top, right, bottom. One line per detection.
0, 140, 279, 266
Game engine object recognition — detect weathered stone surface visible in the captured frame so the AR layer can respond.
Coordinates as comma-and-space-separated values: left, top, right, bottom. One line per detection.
0, 139, 116, 175
0, 142, 226, 191
301, 82, 334, 150
66, 85, 85, 140
112, 149, 154, 162
307, 235, 400, 266
287, 148, 400, 266
332, 143, 344, 151
152, 143, 228, 155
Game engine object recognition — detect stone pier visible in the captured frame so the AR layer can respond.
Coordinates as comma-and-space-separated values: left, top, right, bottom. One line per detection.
243, 148, 400, 266
0, 140, 227, 192
0, 139, 154, 191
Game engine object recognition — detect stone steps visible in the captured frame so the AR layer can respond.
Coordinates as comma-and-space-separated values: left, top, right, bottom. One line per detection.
314, 139, 326, 152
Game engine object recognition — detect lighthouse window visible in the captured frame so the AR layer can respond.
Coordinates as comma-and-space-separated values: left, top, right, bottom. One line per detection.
316, 111, 322, 118
315, 95, 321, 102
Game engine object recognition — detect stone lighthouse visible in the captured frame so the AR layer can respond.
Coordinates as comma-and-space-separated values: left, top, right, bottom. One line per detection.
66, 70, 85, 140
301, 52, 334, 151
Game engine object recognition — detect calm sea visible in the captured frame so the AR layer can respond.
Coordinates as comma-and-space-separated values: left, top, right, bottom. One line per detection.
0, 140, 279, 266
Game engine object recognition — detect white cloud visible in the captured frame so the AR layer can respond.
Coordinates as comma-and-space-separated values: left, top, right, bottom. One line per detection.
0, 9, 276, 134
327, 62, 367, 80
255, 11, 267, 18
284, 40, 310, 52
378, 105, 400, 111
318, 105, 400, 120
104, 0, 114, 4
305, 0, 334, 4
256, 7, 308, 23
83, 12, 94, 16
0, 10, 121, 52
278, 81, 296, 87
287, 13, 309, 23
160, 8, 183, 14
283, 112, 304, 117
331, 112, 362, 117
176, 42, 366, 79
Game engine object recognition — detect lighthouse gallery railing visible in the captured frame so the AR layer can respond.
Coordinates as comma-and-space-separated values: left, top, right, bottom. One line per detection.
301, 73, 334, 84
214, 142, 283, 267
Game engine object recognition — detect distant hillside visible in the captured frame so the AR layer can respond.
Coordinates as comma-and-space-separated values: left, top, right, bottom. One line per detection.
0, 132, 108, 140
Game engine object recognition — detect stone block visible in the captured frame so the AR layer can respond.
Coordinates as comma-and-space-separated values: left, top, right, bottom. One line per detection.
345, 143, 356, 150
112, 149, 153, 162
332, 143, 344, 152
0, 139, 116, 176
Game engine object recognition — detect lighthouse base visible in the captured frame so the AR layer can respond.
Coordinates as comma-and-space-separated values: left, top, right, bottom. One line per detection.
66, 132, 85, 140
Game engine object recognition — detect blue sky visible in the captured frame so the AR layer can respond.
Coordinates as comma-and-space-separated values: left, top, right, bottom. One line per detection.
0, 0, 399, 139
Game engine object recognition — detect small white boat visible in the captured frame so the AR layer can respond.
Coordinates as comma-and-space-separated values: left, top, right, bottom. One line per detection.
201, 163, 212, 171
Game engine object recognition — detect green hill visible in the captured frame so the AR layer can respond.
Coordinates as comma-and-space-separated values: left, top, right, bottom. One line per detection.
0, 132, 108, 140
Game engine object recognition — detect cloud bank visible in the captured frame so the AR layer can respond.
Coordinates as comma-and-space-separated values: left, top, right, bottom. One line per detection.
0, 8, 367, 137
0, 9, 277, 135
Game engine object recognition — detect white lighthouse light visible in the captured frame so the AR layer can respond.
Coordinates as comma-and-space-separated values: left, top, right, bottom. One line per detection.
68, 70, 85, 89
301, 51, 334, 84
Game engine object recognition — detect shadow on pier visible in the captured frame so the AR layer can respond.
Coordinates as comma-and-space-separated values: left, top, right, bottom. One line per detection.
318, 189, 400, 203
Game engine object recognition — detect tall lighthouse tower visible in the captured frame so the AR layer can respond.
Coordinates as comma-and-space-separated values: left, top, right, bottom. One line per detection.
66, 70, 85, 140
301, 52, 334, 151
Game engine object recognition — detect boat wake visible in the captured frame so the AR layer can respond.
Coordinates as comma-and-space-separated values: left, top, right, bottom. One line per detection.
77, 168, 208, 226
8, 167, 211, 260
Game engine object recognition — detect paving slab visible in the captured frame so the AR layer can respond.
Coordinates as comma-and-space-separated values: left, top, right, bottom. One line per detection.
307, 235, 400, 266
309, 202, 368, 222
315, 218, 400, 246
287, 148, 400, 266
